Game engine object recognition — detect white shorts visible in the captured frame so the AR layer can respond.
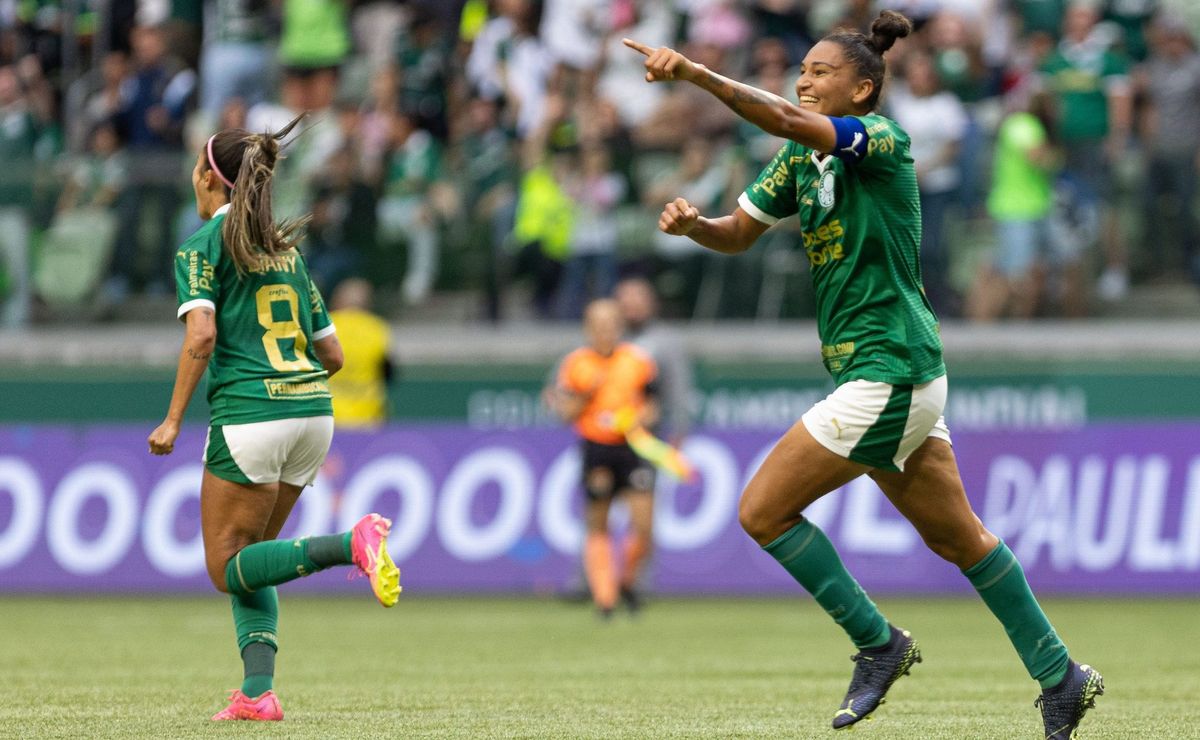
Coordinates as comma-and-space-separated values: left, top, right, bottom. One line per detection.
204, 416, 334, 486
801, 375, 951, 472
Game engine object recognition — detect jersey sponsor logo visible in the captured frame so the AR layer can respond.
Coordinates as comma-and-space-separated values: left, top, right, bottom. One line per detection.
180, 250, 215, 296
821, 342, 855, 371
867, 134, 897, 156
821, 341, 855, 371
807, 242, 843, 266
821, 341, 855, 359
752, 155, 807, 198
802, 219, 846, 267
263, 374, 332, 400
801, 219, 844, 247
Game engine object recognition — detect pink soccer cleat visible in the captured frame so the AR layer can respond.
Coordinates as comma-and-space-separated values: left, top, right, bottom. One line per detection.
351, 513, 402, 607
210, 689, 283, 721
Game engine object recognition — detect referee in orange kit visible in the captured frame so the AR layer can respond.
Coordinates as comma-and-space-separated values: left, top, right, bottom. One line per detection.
547, 299, 659, 619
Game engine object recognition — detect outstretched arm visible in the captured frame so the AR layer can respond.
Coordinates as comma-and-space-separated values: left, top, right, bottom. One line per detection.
623, 38, 837, 153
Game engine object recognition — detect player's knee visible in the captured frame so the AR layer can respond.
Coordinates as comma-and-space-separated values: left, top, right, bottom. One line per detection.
921, 528, 989, 569
207, 562, 230, 593
921, 534, 963, 565
737, 490, 777, 544
206, 542, 247, 593
584, 506, 610, 534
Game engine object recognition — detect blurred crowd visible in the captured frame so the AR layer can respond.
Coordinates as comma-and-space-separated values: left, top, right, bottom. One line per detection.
1, 0, 1199, 326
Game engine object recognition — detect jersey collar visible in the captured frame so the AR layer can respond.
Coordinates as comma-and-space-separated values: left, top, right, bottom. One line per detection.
213, 203, 231, 217
811, 151, 834, 174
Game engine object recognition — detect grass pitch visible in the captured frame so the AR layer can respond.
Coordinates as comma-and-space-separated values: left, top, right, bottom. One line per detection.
2, 595, 1195, 739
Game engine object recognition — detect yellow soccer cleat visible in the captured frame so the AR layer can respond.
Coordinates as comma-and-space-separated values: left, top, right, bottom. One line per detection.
350, 513, 402, 607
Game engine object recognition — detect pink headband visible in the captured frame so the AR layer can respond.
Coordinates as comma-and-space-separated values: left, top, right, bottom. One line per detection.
206, 134, 236, 191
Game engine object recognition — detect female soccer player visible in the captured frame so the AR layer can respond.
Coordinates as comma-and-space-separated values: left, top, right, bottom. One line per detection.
147, 115, 401, 721
625, 12, 1101, 738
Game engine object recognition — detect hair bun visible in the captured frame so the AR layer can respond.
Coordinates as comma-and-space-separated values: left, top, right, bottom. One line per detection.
869, 10, 913, 54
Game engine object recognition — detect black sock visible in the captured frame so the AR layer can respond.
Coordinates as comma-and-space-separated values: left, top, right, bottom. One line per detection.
306, 533, 353, 568
241, 642, 276, 698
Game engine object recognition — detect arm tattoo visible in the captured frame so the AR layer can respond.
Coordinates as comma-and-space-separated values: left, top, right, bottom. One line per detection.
185, 309, 215, 360
699, 68, 784, 123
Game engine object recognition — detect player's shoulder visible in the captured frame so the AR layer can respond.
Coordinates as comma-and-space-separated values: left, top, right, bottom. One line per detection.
763, 137, 807, 162
177, 214, 224, 261
558, 347, 601, 385
856, 113, 908, 142
561, 346, 596, 370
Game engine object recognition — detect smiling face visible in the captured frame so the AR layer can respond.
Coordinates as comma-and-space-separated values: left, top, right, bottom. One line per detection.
794, 40, 874, 117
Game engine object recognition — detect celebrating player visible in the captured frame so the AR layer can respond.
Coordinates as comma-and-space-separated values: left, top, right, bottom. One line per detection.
547, 299, 659, 618
146, 115, 401, 721
625, 11, 1101, 738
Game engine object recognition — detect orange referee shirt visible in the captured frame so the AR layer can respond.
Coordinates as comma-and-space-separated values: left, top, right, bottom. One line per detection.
557, 343, 657, 445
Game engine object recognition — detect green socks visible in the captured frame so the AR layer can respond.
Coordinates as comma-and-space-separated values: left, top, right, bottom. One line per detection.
963, 541, 1070, 688
763, 519, 891, 650
224, 533, 352, 699
224, 533, 353, 594
762, 523, 1069, 687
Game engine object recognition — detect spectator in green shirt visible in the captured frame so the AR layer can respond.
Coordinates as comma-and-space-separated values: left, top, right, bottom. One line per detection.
278, 0, 350, 113
968, 91, 1069, 320
199, 0, 273, 118
376, 108, 444, 305
1039, 1, 1134, 303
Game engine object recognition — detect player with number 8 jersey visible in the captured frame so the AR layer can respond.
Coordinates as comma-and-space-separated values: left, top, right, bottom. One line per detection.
147, 114, 401, 723
175, 206, 336, 424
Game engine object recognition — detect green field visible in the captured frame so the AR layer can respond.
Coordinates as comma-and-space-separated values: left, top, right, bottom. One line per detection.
3, 596, 1196, 739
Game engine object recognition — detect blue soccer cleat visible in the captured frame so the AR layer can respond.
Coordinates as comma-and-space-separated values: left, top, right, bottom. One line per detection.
1036, 661, 1104, 739
832, 625, 922, 730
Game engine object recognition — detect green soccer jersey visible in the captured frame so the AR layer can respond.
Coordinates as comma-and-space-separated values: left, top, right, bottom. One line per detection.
175, 204, 335, 425
738, 113, 945, 386
1040, 45, 1129, 142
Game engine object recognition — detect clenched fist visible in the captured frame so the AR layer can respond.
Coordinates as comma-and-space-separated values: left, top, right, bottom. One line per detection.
659, 197, 701, 236
148, 419, 180, 455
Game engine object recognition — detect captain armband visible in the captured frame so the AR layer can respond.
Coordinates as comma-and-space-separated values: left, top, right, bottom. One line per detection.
828, 116, 869, 164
